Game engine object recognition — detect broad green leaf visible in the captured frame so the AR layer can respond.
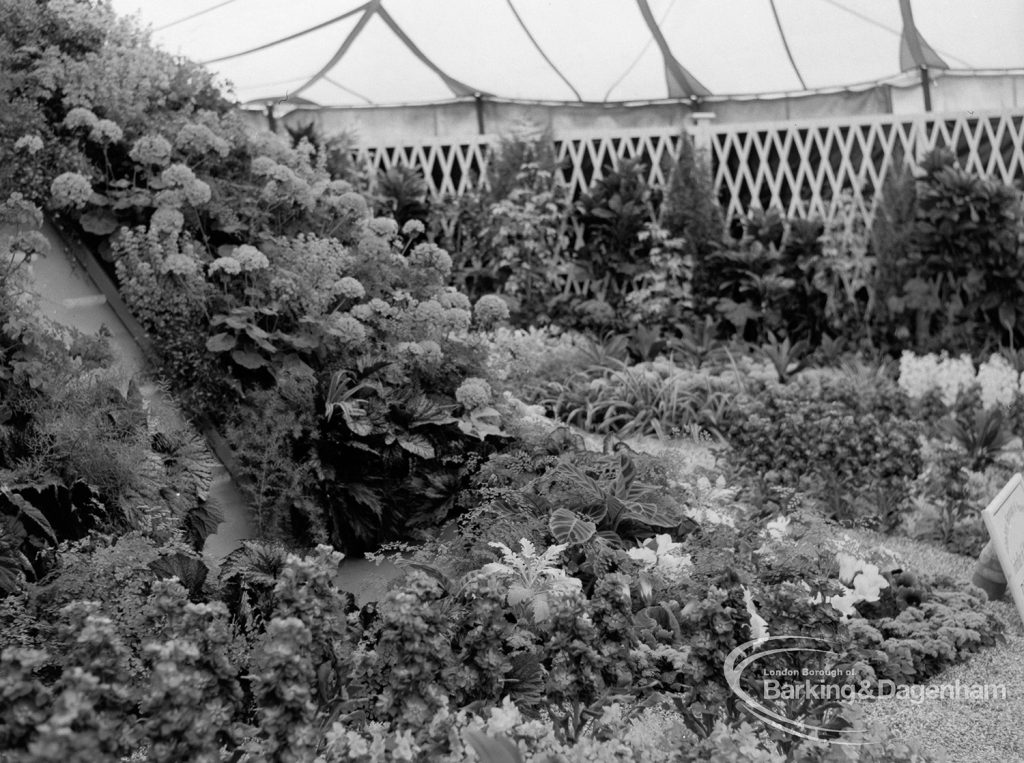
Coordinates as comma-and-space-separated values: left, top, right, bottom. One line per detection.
625, 500, 681, 528
549, 507, 597, 545
337, 402, 373, 437
1, 488, 56, 545
397, 434, 435, 460
345, 483, 383, 517
79, 208, 119, 235
230, 349, 268, 369
206, 332, 237, 353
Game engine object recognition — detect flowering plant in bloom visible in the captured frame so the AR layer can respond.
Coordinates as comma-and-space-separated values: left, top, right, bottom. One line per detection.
62, 106, 99, 130
627, 533, 692, 594
50, 172, 94, 209
479, 539, 582, 623
455, 377, 492, 410
473, 294, 511, 328
14, 135, 44, 155
825, 552, 889, 617
88, 118, 123, 144
174, 123, 230, 158
231, 245, 269, 272
129, 134, 174, 167
897, 351, 975, 407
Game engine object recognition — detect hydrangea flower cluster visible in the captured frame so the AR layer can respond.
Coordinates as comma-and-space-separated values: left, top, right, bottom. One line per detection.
455, 377, 492, 409
14, 135, 44, 154
63, 106, 99, 130
130, 134, 173, 167
407, 242, 452, 276
89, 118, 123, 144
401, 219, 425, 237
334, 276, 366, 300
473, 294, 511, 328
50, 172, 94, 208
325, 313, 367, 345
250, 155, 317, 210
899, 351, 1023, 409
159, 163, 212, 207
232, 245, 269, 272
175, 123, 230, 157
160, 252, 199, 277
367, 217, 399, 238
149, 206, 184, 235
208, 256, 242, 276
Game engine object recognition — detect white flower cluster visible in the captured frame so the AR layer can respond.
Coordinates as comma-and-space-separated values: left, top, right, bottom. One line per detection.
627, 534, 693, 587
976, 353, 1020, 410
474, 294, 510, 327
63, 107, 98, 130
325, 313, 367, 345
130, 134, 173, 167
160, 253, 199, 278
174, 123, 230, 158
149, 206, 184, 236
159, 163, 211, 207
50, 172, 93, 209
899, 350, 1023, 409
14, 135, 44, 154
232, 245, 269, 272
455, 377, 492, 409
819, 552, 889, 618
89, 118, 123, 144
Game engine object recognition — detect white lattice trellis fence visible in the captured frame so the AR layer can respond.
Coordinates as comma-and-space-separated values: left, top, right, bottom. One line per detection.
351, 109, 1024, 227
710, 109, 1024, 226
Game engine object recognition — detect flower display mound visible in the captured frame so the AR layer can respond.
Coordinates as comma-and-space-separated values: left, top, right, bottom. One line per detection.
1, 446, 1000, 761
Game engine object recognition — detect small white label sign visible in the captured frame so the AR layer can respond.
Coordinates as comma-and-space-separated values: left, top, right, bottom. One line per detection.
981, 472, 1024, 625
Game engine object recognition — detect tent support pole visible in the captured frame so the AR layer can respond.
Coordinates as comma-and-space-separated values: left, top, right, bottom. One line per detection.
474, 93, 486, 135
920, 65, 932, 111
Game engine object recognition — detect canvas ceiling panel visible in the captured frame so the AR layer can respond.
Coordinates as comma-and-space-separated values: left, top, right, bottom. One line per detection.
653, 0, 801, 95
770, 0, 907, 89
313, 14, 477, 105
381, 0, 580, 101
913, 0, 1024, 70
479, 0, 658, 101
213, 19, 365, 103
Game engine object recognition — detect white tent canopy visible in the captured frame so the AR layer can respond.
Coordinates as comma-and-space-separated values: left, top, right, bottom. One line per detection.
110, 0, 1024, 107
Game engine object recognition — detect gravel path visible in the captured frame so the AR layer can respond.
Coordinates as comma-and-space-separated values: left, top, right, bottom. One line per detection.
833, 528, 1024, 762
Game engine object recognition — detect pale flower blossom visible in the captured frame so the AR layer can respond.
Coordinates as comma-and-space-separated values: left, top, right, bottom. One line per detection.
474, 294, 511, 327
208, 256, 242, 276
160, 253, 199, 277
232, 244, 269, 272
367, 217, 399, 237
402, 219, 426, 236
149, 206, 184, 235
50, 172, 93, 208
89, 119, 123, 144
14, 135, 43, 154
326, 313, 367, 345
128, 134, 172, 167
627, 534, 692, 584
742, 586, 770, 646
63, 107, 98, 130
456, 377, 492, 409
334, 276, 365, 300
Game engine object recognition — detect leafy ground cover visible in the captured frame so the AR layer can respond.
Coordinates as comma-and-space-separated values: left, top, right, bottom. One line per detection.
2, 1, 1024, 760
